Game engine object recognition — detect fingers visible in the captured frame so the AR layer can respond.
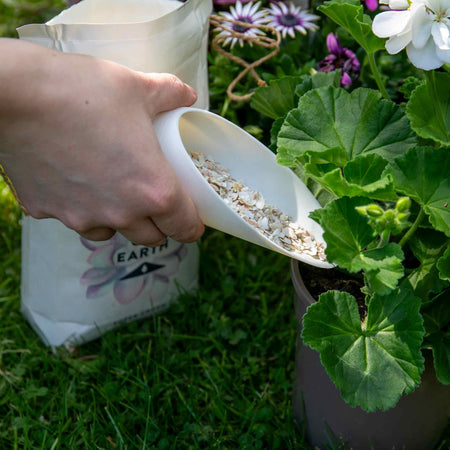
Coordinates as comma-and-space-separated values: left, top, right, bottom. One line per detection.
79, 227, 116, 242
118, 218, 167, 248
140, 72, 197, 116
150, 182, 205, 244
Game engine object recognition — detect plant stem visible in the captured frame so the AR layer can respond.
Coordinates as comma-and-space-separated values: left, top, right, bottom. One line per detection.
379, 229, 391, 248
368, 52, 390, 100
399, 208, 425, 247
220, 96, 230, 118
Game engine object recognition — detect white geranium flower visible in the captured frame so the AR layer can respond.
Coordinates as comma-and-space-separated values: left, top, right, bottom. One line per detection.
372, 0, 419, 55
407, 0, 450, 69
373, 0, 450, 70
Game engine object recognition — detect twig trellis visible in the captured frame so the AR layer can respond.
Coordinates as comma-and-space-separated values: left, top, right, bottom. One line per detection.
210, 14, 281, 102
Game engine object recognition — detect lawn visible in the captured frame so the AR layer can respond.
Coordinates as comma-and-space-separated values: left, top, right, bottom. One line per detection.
0, 177, 308, 449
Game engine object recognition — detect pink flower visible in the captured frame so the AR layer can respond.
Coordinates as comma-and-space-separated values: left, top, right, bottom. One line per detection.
80, 234, 188, 305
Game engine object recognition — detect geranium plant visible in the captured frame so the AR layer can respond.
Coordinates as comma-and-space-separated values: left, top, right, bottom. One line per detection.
250, 0, 450, 412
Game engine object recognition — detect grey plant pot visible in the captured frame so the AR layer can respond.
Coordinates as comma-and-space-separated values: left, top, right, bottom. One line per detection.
290, 259, 450, 450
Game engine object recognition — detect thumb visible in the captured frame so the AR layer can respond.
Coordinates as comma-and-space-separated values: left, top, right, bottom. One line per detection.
139, 72, 197, 117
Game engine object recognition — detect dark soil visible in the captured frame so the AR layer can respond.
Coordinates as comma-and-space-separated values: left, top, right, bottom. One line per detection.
297, 261, 367, 322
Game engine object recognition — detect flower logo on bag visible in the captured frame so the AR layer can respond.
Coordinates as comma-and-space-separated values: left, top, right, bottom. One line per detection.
80, 234, 188, 304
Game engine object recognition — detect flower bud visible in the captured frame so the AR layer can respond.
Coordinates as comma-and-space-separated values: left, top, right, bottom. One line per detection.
366, 204, 384, 217
396, 197, 411, 213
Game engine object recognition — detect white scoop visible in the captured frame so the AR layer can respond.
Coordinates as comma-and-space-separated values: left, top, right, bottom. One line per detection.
153, 107, 333, 269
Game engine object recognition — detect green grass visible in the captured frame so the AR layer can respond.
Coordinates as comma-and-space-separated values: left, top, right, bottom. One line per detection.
0, 179, 313, 449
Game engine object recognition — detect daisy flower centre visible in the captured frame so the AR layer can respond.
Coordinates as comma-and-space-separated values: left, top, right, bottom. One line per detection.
279, 13, 302, 27
233, 16, 253, 34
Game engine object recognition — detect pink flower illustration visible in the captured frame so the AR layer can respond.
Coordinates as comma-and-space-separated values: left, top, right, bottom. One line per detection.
80, 234, 188, 305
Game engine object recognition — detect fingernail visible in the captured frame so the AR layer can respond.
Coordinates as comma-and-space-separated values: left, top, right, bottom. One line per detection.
186, 85, 197, 103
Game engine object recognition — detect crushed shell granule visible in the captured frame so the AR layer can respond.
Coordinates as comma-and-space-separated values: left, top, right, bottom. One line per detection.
190, 151, 327, 262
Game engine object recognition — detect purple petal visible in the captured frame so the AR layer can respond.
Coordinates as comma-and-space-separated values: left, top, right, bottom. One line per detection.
364, 0, 378, 11
154, 274, 170, 283
87, 244, 116, 268
80, 267, 119, 286
341, 72, 353, 86
114, 276, 147, 304
173, 243, 188, 261
80, 237, 108, 251
326, 33, 343, 55
86, 281, 115, 299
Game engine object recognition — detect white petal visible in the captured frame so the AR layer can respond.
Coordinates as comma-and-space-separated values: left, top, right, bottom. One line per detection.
432, 22, 450, 50
385, 29, 412, 54
389, 0, 410, 9
436, 46, 450, 63
270, 4, 282, 15
242, 2, 251, 16
412, 6, 434, 49
406, 39, 443, 70
280, 2, 288, 14
235, 2, 242, 15
372, 11, 412, 38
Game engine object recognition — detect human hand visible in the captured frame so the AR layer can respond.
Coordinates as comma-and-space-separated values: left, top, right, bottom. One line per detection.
0, 39, 204, 246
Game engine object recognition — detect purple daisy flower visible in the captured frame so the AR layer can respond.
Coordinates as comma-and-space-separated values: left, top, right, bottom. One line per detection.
264, 2, 319, 39
215, 1, 268, 48
317, 33, 361, 87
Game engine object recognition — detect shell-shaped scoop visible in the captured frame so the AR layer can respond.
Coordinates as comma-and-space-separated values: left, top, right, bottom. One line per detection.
153, 107, 333, 269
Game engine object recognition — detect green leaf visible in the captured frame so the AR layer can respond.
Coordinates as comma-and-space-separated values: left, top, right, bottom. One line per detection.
250, 71, 342, 120
360, 244, 405, 295
311, 197, 404, 293
277, 87, 416, 169
386, 146, 450, 237
437, 245, 450, 282
304, 153, 398, 201
302, 287, 425, 411
269, 117, 284, 152
407, 71, 450, 146
294, 70, 342, 98
250, 76, 305, 120
398, 76, 425, 101
422, 289, 450, 384
310, 197, 376, 271
318, 0, 385, 54
408, 229, 450, 300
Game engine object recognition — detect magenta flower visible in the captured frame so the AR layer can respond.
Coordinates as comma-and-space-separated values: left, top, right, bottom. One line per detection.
318, 33, 361, 86
362, 0, 378, 11
80, 234, 188, 305
264, 2, 319, 38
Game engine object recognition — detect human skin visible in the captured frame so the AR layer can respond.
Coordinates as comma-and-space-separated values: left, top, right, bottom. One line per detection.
0, 38, 204, 246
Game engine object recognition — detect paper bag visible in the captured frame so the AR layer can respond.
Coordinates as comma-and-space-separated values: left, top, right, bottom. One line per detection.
17, 0, 211, 347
